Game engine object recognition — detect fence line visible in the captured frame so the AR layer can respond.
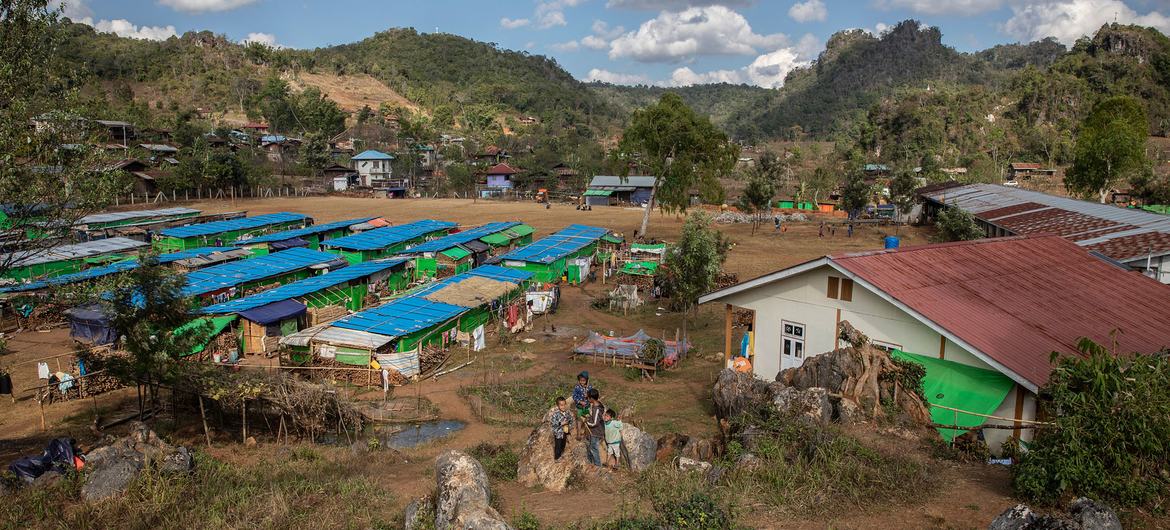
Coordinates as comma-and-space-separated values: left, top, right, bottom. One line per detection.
114, 185, 320, 206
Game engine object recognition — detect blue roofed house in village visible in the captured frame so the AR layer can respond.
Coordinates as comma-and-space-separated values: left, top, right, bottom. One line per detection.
351, 150, 400, 191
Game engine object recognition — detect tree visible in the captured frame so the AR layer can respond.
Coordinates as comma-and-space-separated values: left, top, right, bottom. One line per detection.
934, 204, 983, 242
839, 168, 871, 219
663, 212, 729, 315
356, 105, 374, 125
0, 0, 126, 275
296, 87, 347, 137
618, 93, 738, 236
1067, 96, 1150, 203
100, 253, 209, 417
888, 170, 919, 228
254, 76, 297, 132
1013, 338, 1170, 508
301, 132, 330, 177
736, 168, 775, 235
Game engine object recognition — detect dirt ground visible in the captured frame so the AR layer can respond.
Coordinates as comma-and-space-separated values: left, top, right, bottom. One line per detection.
0, 197, 1030, 529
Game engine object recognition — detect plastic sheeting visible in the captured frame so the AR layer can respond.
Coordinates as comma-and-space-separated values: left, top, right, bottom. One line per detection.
573, 329, 690, 365
65, 305, 116, 345
891, 350, 1015, 442
270, 237, 309, 250
238, 299, 306, 325
376, 349, 420, 377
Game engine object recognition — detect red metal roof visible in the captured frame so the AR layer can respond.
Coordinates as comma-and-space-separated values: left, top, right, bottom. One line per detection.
1010, 162, 1043, 170
487, 163, 519, 175
832, 236, 1170, 388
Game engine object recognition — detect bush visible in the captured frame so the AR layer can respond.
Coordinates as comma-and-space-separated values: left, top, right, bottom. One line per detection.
1012, 339, 1170, 508
467, 443, 519, 482
661, 493, 733, 530
511, 508, 542, 530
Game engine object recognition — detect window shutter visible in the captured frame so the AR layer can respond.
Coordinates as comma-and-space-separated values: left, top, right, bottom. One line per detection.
840, 278, 854, 301
827, 276, 839, 299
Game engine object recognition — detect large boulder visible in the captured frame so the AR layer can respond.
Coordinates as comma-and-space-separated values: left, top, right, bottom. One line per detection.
81, 422, 193, 501
516, 407, 587, 492
655, 433, 689, 462
712, 369, 771, 420
619, 423, 656, 472
433, 450, 511, 530
1067, 498, 1122, 530
987, 499, 1122, 530
772, 386, 832, 423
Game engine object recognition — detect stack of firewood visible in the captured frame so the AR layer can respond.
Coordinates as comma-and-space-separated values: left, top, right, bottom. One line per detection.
715, 272, 740, 290
419, 346, 449, 375
308, 305, 347, 326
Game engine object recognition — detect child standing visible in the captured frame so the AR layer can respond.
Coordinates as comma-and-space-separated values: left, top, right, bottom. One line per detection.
603, 409, 623, 471
571, 371, 593, 440
585, 389, 605, 467
550, 397, 572, 460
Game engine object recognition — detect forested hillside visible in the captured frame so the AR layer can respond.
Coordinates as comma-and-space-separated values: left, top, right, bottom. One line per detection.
588, 83, 772, 131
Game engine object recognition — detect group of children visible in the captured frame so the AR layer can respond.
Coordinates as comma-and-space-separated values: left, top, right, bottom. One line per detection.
549, 371, 624, 470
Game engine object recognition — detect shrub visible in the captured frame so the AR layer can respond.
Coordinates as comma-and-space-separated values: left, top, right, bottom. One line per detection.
1012, 339, 1170, 508
467, 443, 519, 482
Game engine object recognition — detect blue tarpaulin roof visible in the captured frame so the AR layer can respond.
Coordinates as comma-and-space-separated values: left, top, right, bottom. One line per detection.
404, 222, 520, 254
321, 220, 455, 251
332, 296, 468, 339
160, 212, 310, 239
233, 217, 374, 245
411, 265, 533, 299
499, 224, 607, 264
199, 259, 407, 314
271, 238, 309, 250
0, 247, 240, 293
238, 299, 306, 325
182, 247, 336, 297
352, 149, 394, 161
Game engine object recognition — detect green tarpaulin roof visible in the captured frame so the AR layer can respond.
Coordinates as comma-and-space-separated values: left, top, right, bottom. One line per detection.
891, 350, 1015, 442
620, 261, 660, 276
174, 315, 238, 357
602, 234, 624, 244
440, 247, 471, 260
631, 243, 665, 251
584, 189, 612, 196
509, 224, 535, 236
479, 233, 510, 246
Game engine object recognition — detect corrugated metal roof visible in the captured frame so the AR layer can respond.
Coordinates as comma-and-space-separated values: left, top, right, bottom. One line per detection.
588, 175, 657, 189
160, 212, 310, 239
233, 217, 374, 245
352, 149, 394, 160
920, 184, 1170, 262
199, 259, 406, 314
279, 325, 394, 349
831, 236, 1170, 388
78, 207, 200, 225
332, 296, 468, 339
404, 222, 520, 253
3, 237, 147, 268
0, 247, 238, 293
321, 219, 455, 251
499, 224, 607, 264
182, 248, 336, 297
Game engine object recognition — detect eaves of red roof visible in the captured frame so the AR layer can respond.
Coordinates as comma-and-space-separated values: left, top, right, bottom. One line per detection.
487, 163, 519, 175
832, 236, 1170, 388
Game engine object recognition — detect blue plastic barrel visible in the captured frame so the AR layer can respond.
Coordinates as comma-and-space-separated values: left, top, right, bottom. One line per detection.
884, 236, 900, 249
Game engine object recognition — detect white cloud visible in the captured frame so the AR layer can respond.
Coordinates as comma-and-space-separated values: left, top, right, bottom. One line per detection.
669, 66, 744, 86
581, 35, 610, 49
1003, 0, 1170, 44
584, 68, 652, 84
89, 18, 178, 40
606, 0, 755, 9
241, 32, 283, 48
609, 5, 788, 62
551, 40, 581, 51
744, 47, 807, 88
500, 17, 531, 29
50, 0, 92, 20
535, 0, 587, 29
592, 20, 626, 39
788, 0, 827, 23
157, 0, 260, 13
876, 0, 1003, 16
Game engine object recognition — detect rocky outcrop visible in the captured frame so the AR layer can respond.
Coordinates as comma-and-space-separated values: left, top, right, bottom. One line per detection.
772, 386, 832, 423
516, 407, 586, 492
433, 450, 511, 530
988, 498, 1122, 530
619, 423, 656, 472
712, 369, 773, 421
81, 422, 193, 501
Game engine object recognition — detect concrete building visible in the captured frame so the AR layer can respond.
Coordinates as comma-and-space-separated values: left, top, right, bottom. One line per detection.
352, 150, 396, 188
700, 236, 1170, 451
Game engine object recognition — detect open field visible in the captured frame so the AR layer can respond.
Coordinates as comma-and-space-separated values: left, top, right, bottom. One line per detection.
0, 197, 1042, 529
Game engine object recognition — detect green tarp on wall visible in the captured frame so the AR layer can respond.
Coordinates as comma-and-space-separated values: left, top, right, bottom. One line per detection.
891, 350, 1015, 442
621, 261, 660, 276
175, 314, 238, 357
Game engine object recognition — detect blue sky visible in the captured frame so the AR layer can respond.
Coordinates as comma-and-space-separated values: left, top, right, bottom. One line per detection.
58, 0, 1170, 88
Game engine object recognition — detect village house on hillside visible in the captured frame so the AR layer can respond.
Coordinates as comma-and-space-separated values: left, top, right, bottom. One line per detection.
584, 175, 658, 206
1007, 162, 1056, 181
919, 183, 1170, 283
351, 149, 396, 188
483, 162, 520, 191
700, 235, 1170, 453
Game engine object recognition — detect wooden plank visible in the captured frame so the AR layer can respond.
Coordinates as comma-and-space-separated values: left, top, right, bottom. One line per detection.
723, 304, 733, 363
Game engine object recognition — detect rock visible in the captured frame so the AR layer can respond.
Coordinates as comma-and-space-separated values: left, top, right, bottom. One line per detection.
1068, 498, 1122, 530
677, 457, 711, 473
619, 423, 656, 472
403, 498, 423, 530
433, 450, 511, 530
655, 433, 689, 462
516, 407, 588, 492
705, 464, 726, 485
245, 436, 257, 447
31, 472, 62, 489
735, 453, 762, 473
834, 397, 862, 424
772, 386, 833, 423
680, 437, 718, 462
989, 505, 1037, 530
81, 421, 193, 502
712, 368, 771, 420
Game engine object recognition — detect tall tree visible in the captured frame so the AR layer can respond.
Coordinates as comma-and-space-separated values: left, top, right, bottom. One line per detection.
839, 168, 871, 219
0, 0, 125, 275
1066, 96, 1150, 203
737, 166, 776, 235
889, 170, 919, 227
663, 212, 729, 315
934, 204, 983, 242
618, 93, 737, 236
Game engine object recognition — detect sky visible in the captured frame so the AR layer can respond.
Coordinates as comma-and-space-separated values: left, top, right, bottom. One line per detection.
55, 0, 1170, 89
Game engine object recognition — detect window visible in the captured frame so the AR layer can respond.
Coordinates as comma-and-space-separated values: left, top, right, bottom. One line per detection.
782, 321, 805, 360
827, 276, 854, 301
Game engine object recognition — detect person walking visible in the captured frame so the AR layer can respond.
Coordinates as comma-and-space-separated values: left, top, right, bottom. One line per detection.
818, 221, 825, 238
847, 223, 854, 237
585, 388, 605, 468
